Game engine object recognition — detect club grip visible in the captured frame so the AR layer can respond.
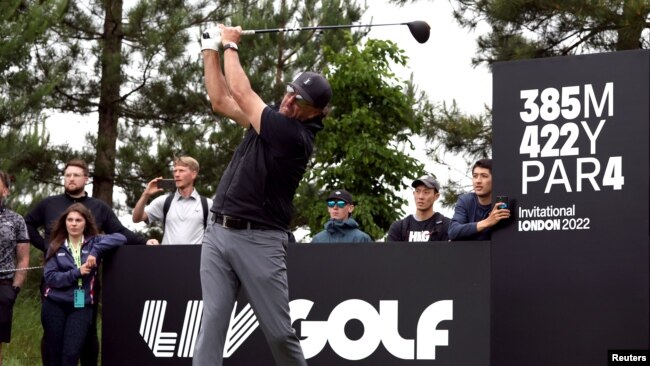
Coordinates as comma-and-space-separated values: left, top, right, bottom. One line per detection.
241, 30, 255, 35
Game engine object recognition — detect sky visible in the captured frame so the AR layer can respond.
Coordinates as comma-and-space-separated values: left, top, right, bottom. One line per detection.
45, 0, 493, 236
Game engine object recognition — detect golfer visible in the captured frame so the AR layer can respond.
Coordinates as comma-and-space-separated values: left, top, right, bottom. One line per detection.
193, 24, 332, 366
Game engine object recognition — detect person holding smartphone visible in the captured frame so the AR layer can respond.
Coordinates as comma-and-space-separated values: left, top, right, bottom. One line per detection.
132, 156, 212, 245
311, 189, 372, 243
448, 159, 511, 240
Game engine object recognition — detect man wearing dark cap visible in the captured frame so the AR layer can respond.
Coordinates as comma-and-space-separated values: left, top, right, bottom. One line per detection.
311, 189, 372, 243
195, 25, 332, 366
387, 176, 451, 242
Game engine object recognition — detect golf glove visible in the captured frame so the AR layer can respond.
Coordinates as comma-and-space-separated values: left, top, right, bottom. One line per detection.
201, 27, 221, 51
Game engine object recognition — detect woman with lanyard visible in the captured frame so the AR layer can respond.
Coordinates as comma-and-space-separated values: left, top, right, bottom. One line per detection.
41, 203, 126, 366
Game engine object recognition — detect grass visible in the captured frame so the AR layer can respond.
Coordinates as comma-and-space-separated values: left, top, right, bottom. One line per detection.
2, 247, 103, 365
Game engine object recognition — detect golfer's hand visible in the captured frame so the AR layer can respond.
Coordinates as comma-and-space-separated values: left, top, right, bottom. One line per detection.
221, 25, 242, 45
201, 27, 222, 51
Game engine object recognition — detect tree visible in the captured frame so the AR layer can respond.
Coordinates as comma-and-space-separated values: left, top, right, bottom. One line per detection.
420, 100, 492, 207
31, 0, 246, 206
0, 0, 361, 211
113, 0, 368, 226
0, 0, 67, 126
294, 36, 427, 240
450, 0, 649, 66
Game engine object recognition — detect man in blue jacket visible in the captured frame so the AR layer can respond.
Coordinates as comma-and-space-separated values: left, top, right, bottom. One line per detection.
311, 189, 372, 243
448, 159, 510, 240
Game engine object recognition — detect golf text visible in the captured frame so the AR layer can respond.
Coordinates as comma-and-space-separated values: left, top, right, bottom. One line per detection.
139, 299, 453, 360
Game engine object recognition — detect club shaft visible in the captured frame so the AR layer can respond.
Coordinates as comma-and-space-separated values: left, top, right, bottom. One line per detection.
241, 22, 406, 35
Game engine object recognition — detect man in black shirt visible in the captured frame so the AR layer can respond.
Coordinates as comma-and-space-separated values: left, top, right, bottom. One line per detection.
194, 25, 332, 366
387, 176, 451, 242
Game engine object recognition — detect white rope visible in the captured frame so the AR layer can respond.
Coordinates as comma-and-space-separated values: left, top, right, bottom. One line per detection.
0, 266, 44, 274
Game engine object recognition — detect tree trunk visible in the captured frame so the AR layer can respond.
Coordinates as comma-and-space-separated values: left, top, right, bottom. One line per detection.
93, 0, 123, 206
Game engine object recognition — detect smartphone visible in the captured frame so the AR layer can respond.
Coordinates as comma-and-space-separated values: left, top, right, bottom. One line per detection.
496, 195, 508, 209
157, 179, 176, 190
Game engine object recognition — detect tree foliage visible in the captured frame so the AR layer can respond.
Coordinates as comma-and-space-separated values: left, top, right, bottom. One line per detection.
451, 0, 650, 66
0, 0, 68, 126
294, 36, 427, 240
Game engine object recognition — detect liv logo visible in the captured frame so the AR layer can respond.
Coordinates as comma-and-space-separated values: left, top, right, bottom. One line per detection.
139, 300, 258, 358
139, 299, 453, 360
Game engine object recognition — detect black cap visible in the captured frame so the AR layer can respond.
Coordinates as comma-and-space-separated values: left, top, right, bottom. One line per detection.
326, 189, 353, 204
412, 176, 440, 192
288, 71, 332, 109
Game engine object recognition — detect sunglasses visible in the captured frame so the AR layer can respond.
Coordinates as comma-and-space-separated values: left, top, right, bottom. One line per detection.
286, 85, 313, 108
327, 200, 347, 208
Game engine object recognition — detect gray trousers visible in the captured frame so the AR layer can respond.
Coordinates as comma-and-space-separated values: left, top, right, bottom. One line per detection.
193, 223, 307, 366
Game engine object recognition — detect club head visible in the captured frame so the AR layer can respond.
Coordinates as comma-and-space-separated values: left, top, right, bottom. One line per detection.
407, 21, 430, 44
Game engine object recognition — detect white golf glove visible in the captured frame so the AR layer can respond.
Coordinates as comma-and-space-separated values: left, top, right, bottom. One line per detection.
201, 27, 221, 51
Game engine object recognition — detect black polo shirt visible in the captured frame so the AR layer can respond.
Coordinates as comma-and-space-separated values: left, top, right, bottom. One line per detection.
212, 105, 323, 230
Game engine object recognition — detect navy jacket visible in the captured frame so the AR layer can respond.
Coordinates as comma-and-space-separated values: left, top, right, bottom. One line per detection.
448, 193, 492, 241
43, 233, 126, 305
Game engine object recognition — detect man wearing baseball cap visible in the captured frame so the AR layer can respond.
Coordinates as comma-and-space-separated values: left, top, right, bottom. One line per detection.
196, 24, 332, 366
386, 175, 450, 242
311, 189, 372, 243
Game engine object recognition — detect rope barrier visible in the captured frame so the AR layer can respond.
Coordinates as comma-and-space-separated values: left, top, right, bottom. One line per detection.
0, 266, 44, 274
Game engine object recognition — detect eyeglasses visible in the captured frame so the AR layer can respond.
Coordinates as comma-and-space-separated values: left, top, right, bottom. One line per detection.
286, 85, 313, 108
327, 200, 347, 208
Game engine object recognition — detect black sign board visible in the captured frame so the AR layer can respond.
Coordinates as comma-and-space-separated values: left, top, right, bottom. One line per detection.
103, 243, 490, 365
491, 50, 650, 366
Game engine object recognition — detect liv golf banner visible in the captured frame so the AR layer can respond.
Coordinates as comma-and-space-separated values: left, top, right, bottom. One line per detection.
102, 243, 490, 366
491, 50, 650, 366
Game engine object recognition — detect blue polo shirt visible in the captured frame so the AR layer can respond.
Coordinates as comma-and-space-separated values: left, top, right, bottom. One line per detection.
212, 105, 324, 230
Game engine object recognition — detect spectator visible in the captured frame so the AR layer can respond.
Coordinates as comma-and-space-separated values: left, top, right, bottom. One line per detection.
0, 171, 29, 364
132, 156, 212, 244
311, 189, 372, 243
448, 159, 510, 240
387, 176, 450, 242
41, 203, 125, 366
24, 158, 151, 366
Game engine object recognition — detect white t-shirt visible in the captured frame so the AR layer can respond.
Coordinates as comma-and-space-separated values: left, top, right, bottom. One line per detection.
145, 189, 212, 245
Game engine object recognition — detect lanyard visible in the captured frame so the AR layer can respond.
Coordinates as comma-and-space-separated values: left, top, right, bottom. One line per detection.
68, 237, 84, 288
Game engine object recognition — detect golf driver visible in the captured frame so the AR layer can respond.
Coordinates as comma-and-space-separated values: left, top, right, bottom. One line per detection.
240, 20, 431, 44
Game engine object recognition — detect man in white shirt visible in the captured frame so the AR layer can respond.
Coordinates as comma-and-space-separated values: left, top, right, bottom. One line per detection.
133, 156, 212, 245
